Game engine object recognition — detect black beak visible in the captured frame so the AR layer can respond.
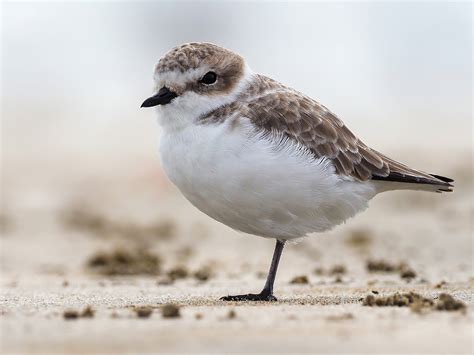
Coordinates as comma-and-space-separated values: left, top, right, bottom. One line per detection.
141, 86, 178, 107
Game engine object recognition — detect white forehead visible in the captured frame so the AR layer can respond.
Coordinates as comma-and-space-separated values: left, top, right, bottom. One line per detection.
153, 66, 210, 88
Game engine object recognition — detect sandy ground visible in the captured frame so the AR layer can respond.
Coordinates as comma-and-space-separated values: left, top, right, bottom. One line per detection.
1, 150, 473, 354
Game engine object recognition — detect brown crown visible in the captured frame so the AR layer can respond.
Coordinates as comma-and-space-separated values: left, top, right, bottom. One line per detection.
156, 42, 244, 73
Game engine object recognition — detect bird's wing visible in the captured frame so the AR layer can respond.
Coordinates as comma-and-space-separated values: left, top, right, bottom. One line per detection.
239, 75, 453, 190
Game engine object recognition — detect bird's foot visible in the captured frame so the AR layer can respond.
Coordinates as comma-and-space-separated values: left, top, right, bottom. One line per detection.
220, 292, 277, 302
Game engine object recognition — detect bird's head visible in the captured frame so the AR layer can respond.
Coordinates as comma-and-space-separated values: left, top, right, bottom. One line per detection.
142, 43, 251, 128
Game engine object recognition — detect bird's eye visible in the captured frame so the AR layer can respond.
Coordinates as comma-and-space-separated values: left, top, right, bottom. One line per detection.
200, 71, 217, 85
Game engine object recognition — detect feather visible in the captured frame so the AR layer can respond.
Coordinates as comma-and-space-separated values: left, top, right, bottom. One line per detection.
199, 74, 454, 192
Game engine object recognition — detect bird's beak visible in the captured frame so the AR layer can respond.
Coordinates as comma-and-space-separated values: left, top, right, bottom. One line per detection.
141, 86, 178, 107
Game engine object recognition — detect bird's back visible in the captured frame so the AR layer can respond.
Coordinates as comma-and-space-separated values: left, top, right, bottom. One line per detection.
200, 74, 454, 193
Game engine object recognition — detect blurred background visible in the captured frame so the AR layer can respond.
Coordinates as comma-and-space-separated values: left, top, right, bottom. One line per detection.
1, 1, 472, 353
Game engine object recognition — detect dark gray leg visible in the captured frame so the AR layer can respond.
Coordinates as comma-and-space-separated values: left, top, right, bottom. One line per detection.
221, 239, 285, 301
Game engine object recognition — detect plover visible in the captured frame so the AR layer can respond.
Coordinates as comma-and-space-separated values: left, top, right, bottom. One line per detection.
141, 43, 453, 301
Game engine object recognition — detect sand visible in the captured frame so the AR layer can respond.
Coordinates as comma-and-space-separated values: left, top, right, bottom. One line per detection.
1, 150, 473, 353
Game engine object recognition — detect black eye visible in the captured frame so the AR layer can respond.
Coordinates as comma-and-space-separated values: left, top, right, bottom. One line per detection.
200, 71, 217, 85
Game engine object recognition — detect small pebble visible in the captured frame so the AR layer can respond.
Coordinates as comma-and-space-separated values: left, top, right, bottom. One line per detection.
193, 267, 212, 281
329, 265, 347, 275
162, 304, 180, 318
81, 306, 95, 318
135, 306, 153, 318
167, 266, 188, 281
63, 310, 79, 320
290, 275, 309, 284
400, 268, 417, 279
227, 309, 236, 319
435, 293, 466, 312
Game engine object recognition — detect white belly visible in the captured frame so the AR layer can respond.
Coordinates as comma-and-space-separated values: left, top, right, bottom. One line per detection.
159, 118, 377, 240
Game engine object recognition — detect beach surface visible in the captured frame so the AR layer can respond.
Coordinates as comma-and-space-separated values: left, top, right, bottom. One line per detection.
1, 149, 472, 354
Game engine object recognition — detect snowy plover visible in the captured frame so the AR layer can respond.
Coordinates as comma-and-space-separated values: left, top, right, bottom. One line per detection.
141, 43, 453, 301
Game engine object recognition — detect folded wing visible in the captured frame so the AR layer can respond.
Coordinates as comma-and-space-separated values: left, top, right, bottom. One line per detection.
243, 75, 453, 193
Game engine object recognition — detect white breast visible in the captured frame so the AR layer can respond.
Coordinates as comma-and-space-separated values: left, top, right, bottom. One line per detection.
159, 117, 377, 240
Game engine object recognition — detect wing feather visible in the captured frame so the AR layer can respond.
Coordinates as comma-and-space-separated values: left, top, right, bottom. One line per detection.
199, 74, 453, 191
239, 75, 453, 190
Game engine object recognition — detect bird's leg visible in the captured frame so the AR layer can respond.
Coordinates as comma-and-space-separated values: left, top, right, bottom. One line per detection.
221, 239, 285, 301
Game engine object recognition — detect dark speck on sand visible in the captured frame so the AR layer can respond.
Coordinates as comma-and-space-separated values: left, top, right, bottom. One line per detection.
134, 306, 153, 318
362, 292, 466, 314
290, 275, 309, 284
162, 304, 181, 318
227, 309, 237, 319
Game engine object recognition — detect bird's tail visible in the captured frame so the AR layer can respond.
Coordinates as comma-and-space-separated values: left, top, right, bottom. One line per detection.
371, 153, 454, 193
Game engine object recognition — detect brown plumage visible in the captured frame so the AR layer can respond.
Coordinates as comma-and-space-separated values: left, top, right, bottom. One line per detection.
200, 74, 453, 191
155, 42, 245, 96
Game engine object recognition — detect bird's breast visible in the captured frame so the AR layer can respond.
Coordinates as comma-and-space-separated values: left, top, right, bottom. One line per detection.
159, 117, 376, 239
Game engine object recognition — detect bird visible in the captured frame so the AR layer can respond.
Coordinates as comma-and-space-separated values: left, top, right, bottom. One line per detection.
141, 42, 454, 302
